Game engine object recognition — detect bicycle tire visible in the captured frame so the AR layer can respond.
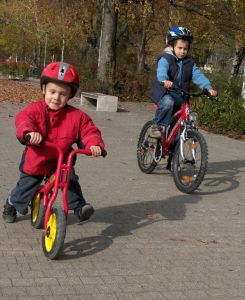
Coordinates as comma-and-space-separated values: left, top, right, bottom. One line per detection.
137, 120, 158, 174
30, 191, 46, 229
172, 130, 208, 193
42, 207, 66, 260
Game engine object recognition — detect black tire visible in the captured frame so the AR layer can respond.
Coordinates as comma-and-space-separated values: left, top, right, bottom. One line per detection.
42, 207, 66, 260
137, 120, 158, 174
31, 191, 46, 229
172, 130, 208, 193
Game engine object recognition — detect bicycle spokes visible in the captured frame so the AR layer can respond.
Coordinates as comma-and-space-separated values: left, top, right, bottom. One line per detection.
137, 121, 158, 173
173, 130, 208, 193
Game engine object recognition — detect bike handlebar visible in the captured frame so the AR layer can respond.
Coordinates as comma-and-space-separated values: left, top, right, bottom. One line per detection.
160, 83, 215, 99
24, 134, 107, 157
172, 85, 209, 97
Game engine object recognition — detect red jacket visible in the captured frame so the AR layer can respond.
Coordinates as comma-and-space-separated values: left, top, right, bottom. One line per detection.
16, 100, 105, 175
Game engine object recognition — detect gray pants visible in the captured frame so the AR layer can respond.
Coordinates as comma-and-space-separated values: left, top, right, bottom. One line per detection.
9, 168, 86, 214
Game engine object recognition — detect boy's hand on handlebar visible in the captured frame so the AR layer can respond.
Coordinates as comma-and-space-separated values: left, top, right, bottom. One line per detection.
26, 132, 43, 145
163, 80, 174, 89
208, 88, 218, 97
90, 145, 102, 157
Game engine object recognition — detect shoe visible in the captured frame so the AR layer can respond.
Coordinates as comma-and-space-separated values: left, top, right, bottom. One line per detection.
2, 199, 17, 223
20, 207, 28, 215
74, 204, 94, 222
149, 124, 162, 138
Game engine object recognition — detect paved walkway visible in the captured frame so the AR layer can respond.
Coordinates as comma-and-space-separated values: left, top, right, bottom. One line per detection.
0, 98, 245, 300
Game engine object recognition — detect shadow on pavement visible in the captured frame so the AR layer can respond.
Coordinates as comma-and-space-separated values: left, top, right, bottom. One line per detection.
197, 159, 245, 195
61, 193, 202, 260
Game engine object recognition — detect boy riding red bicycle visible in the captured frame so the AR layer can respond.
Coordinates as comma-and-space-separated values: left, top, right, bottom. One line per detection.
149, 26, 217, 138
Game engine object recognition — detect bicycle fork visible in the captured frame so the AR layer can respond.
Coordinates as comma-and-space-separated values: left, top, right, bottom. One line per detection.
180, 127, 196, 161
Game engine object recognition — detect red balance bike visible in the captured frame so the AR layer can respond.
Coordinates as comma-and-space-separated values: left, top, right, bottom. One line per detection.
137, 86, 213, 194
25, 135, 107, 260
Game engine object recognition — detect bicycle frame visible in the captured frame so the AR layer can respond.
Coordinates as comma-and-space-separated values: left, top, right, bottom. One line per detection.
161, 101, 191, 156
36, 141, 92, 237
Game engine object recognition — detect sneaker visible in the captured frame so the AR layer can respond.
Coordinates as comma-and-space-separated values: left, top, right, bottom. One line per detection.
74, 204, 94, 222
149, 124, 162, 138
2, 200, 17, 223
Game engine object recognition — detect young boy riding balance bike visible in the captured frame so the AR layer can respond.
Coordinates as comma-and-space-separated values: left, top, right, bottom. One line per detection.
150, 26, 217, 138
3, 62, 105, 223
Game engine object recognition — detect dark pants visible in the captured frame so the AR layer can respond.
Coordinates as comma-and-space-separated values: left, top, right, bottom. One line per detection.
8, 168, 86, 214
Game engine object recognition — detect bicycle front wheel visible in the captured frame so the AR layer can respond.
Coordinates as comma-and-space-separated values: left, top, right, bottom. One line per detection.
42, 207, 66, 260
137, 120, 158, 174
172, 130, 208, 193
31, 191, 46, 229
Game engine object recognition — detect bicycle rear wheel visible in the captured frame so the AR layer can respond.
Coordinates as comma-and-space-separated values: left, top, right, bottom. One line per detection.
172, 130, 208, 193
137, 120, 158, 174
42, 207, 66, 260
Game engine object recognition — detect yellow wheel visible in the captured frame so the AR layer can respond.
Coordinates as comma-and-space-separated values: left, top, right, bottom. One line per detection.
42, 207, 66, 260
31, 192, 45, 229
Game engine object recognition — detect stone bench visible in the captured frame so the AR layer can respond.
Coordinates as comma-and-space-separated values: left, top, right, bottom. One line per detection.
80, 92, 118, 112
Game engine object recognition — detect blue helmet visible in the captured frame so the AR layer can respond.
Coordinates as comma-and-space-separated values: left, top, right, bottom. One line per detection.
166, 26, 193, 44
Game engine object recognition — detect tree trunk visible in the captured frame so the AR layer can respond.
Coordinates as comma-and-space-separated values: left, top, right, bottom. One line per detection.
97, 0, 118, 86
242, 64, 245, 100
229, 46, 245, 82
137, 28, 146, 74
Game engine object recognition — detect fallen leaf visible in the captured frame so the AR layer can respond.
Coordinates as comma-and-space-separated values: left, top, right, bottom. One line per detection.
169, 236, 187, 242
197, 239, 217, 245
146, 213, 159, 220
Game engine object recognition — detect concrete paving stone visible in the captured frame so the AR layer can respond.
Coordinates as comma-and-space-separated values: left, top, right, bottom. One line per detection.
91, 293, 119, 300
11, 278, 36, 288
17, 295, 43, 300
20, 270, 44, 279
33, 278, 60, 287
42, 297, 69, 300
26, 286, 53, 296
50, 285, 78, 296
66, 268, 110, 277
184, 290, 210, 299
208, 298, 245, 300
0, 272, 21, 280
0, 279, 12, 288
161, 291, 188, 300
17, 297, 42, 300
1, 287, 27, 297
6, 263, 31, 272
57, 277, 83, 286
120, 292, 168, 300
73, 283, 99, 294
80, 276, 104, 285
68, 295, 93, 300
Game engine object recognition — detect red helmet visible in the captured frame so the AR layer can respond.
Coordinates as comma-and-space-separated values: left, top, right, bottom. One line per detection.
40, 62, 79, 98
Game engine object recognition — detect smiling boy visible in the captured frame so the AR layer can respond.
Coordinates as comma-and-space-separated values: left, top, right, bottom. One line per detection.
3, 62, 105, 223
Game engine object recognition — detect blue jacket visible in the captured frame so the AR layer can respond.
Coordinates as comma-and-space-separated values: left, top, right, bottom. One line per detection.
150, 47, 212, 104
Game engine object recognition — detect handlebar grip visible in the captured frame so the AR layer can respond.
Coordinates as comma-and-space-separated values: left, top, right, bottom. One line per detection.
24, 133, 31, 142
101, 149, 107, 157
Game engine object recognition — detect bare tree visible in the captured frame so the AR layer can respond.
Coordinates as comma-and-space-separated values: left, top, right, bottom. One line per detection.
97, 0, 118, 86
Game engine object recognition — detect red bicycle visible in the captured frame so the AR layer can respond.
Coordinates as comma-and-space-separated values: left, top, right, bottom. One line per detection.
137, 86, 213, 194
26, 135, 106, 259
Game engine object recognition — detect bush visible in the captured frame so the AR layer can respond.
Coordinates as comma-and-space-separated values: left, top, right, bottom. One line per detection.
0, 61, 30, 79
193, 90, 245, 135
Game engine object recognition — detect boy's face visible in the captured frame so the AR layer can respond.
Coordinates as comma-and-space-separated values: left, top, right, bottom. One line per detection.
43, 82, 71, 110
171, 39, 189, 59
